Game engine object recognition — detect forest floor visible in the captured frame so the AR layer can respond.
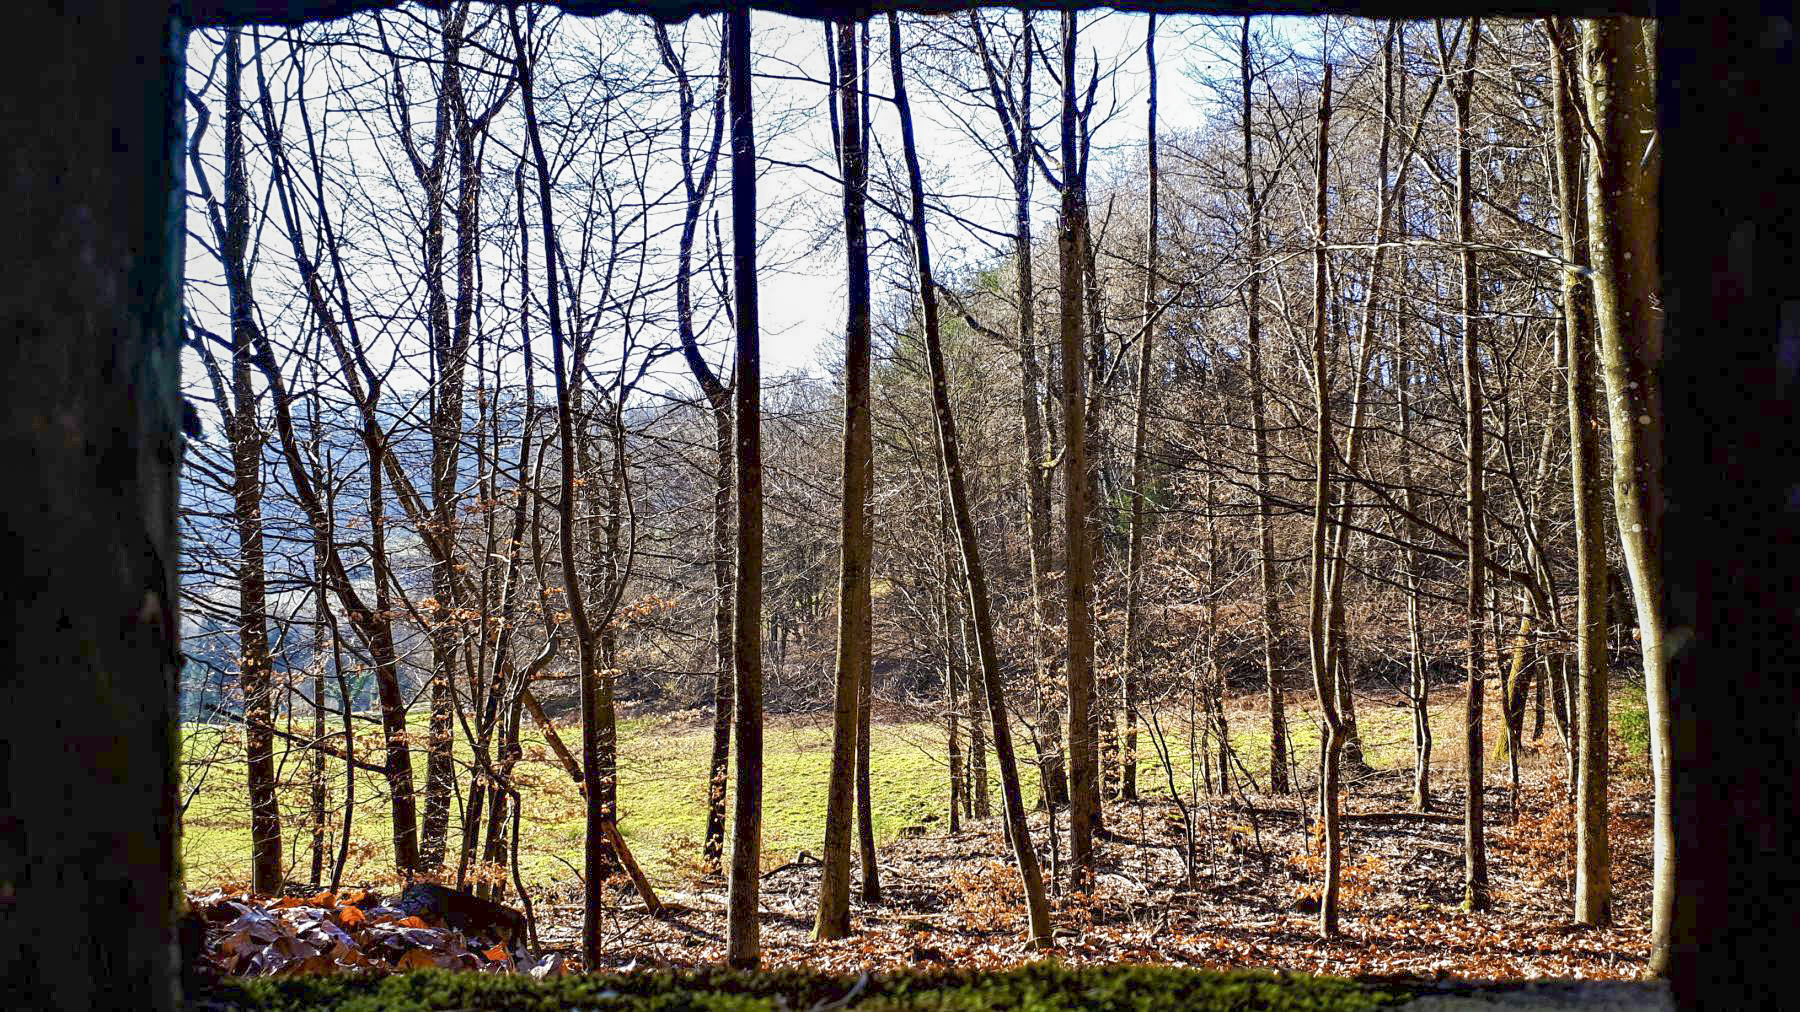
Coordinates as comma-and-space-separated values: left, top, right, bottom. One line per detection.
482, 677, 1658, 983
529, 741, 1653, 982
186, 680, 1656, 985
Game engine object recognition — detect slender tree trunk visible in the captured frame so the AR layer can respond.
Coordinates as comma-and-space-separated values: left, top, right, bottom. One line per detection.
724, 8, 765, 968
1119, 14, 1158, 805
654, 26, 735, 878
1398, 345, 1432, 812
1550, 16, 1610, 926
417, 3, 473, 877
508, 5, 613, 964
1241, 18, 1290, 796
1058, 9, 1099, 889
1305, 63, 1345, 940
966, 608, 991, 819
966, 11, 1064, 812
1581, 14, 1662, 953
891, 12, 1052, 944
815, 52, 872, 926
221, 29, 282, 895
855, 619, 880, 902
944, 525, 964, 833
1441, 17, 1490, 913
241, 45, 422, 879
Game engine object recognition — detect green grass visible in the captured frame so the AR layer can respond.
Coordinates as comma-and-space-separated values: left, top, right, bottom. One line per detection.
1612, 678, 1650, 759
200, 964, 1414, 1011
183, 677, 1645, 893
181, 711, 1030, 892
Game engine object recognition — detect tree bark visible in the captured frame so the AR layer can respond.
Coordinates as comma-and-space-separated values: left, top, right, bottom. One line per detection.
891, 12, 1052, 945
1304, 62, 1344, 940
1581, 13, 1663, 955
1547, 18, 1612, 917
1, 7, 184, 1007
1441, 16, 1490, 913
1058, 9, 1099, 890
724, 7, 765, 969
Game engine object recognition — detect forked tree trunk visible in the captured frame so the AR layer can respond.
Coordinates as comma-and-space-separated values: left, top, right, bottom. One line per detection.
1304, 63, 1344, 940
653, 25, 735, 877
813, 37, 872, 924
1440, 16, 1490, 912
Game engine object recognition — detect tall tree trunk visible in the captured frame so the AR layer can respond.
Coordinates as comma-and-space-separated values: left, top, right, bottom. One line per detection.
417, 2, 472, 877
1549, 16, 1610, 925
1241, 17, 1290, 796
1304, 63, 1345, 940
1059, 9, 1099, 889
222, 29, 282, 895
1120, 14, 1158, 805
1581, 14, 1663, 955
1442, 16, 1490, 913
508, 5, 610, 965
724, 7, 765, 969
243, 45, 420, 879
890, 12, 1052, 944
2, 8, 185, 1006
815, 24, 871, 932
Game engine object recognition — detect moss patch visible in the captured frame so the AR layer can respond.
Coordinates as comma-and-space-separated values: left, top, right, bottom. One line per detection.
199, 964, 1415, 1011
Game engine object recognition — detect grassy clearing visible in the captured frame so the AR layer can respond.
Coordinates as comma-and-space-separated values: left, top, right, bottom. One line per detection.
181, 711, 1032, 892
183, 676, 1647, 894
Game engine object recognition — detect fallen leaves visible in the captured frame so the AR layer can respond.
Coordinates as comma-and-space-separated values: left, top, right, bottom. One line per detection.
186, 886, 535, 978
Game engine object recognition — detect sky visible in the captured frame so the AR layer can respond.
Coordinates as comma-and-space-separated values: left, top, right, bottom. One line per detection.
181, 8, 1323, 400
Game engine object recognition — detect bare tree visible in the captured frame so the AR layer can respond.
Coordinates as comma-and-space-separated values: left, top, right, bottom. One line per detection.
815, 15, 874, 941
1303, 61, 1345, 940
1437, 15, 1489, 913
724, 6, 765, 971
891, 11, 1053, 946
